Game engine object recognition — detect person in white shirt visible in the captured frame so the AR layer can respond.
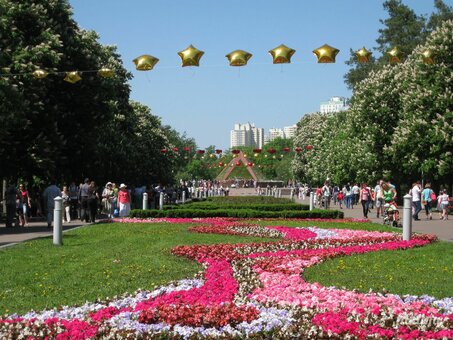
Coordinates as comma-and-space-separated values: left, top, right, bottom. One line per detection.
411, 181, 422, 221
439, 190, 449, 220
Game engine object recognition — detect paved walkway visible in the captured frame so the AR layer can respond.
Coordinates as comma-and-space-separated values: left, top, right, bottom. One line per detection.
230, 187, 453, 242
1, 189, 451, 247
0, 218, 89, 249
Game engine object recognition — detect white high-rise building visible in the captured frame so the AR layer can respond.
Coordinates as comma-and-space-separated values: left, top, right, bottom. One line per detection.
268, 128, 284, 141
230, 122, 264, 148
283, 124, 297, 139
320, 96, 349, 113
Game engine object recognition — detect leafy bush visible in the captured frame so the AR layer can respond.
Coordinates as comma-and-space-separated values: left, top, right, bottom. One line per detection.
163, 203, 310, 211
130, 208, 343, 219
205, 196, 293, 205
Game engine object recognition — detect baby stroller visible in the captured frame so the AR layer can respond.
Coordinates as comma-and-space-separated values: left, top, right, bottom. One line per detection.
383, 201, 401, 227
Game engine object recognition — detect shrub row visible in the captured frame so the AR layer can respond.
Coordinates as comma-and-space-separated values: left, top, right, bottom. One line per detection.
129, 208, 343, 219
163, 203, 310, 211
205, 196, 294, 204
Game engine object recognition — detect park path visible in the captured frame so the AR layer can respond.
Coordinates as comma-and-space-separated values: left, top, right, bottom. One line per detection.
230, 187, 453, 242
1, 188, 451, 248
0, 219, 87, 249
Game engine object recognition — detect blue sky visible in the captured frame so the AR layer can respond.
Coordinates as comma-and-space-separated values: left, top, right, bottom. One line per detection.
69, 0, 446, 149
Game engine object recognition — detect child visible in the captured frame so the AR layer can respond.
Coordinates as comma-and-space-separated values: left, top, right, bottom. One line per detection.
337, 191, 344, 209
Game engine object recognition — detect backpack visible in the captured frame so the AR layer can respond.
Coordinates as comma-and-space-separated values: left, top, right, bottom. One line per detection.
430, 191, 437, 201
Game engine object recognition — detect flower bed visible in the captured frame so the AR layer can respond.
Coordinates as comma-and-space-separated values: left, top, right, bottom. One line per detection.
1, 218, 451, 339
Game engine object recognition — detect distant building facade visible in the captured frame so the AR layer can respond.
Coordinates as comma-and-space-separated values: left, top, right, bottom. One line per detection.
266, 124, 297, 142
320, 96, 349, 113
230, 122, 264, 148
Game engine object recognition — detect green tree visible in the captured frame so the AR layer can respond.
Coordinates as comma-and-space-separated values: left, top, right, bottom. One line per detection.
345, 0, 426, 89
0, 0, 132, 183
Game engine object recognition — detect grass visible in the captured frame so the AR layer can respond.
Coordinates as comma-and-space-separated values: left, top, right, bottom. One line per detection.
0, 222, 275, 315
0, 219, 452, 315
304, 241, 453, 299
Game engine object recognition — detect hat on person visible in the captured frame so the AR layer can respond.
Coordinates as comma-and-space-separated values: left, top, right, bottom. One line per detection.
120, 183, 127, 188
106, 182, 112, 187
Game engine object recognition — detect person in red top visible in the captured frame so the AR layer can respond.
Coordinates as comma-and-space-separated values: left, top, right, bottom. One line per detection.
118, 183, 131, 217
359, 183, 371, 218
18, 183, 31, 226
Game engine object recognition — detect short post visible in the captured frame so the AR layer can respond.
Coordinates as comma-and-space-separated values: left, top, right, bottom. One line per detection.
143, 192, 148, 210
279, 189, 282, 198
309, 192, 314, 211
290, 189, 294, 201
53, 196, 63, 246
403, 194, 412, 240
159, 192, 164, 210
182, 191, 186, 203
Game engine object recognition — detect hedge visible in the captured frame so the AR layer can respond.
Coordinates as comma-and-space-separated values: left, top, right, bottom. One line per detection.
163, 203, 310, 211
205, 196, 294, 204
129, 208, 343, 219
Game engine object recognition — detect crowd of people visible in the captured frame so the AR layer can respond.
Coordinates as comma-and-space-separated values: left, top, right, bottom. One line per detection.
296, 180, 450, 221
2, 177, 450, 228
2, 178, 235, 228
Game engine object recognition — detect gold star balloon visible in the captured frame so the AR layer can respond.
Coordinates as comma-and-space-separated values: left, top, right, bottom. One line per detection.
355, 47, 372, 63
387, 47, 403, 64
64, 71, 81, 84
268, 44, 296, 64
225, 49, 253, 66
98, 67, 114, 78
421, 49, 435, 64
313, 44, 339, 63
133, 55, 159, 71
178, 44, 204, 67
32, 69, 48, 79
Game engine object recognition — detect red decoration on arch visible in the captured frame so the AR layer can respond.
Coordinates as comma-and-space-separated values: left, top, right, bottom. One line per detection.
282, 147, 290, 152
267, 148, 276, 154
172, 147, 179, 152
232, 149, 241, 154
236, 161, 241, 166
215, 149, 222, 154
295, 147, 302, 153
184, 147, 191, 152
305, 145, 313, 150
160, 149, 167, 154
253, 148, 262, 153
219, 162, 224, 167
197, 150, 205, 154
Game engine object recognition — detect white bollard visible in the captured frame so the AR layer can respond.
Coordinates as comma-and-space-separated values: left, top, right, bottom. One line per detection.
290, 189, 294, 201
143, 192, 148, 210
159, 192, 164, 210
53, 196, 63, 246
182, 191, 186, 203
403, 194, 413, 240
309, 192, 314, 211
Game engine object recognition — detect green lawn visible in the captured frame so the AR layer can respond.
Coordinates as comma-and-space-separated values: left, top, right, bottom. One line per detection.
304, 241, 453, 299
0, 220, 451, 315
0, 222, 275, 315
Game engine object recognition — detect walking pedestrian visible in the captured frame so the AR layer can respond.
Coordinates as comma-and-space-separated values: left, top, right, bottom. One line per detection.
78, 178, 90, 222
421, 183, 434, 220
42, 181, 61, 228
18, 183, 31, 226
87, 181, 99, 223
359, 183, 371, 218
411, 181, 422, 221
61, 186, 71, 223
118, 183, 131, 217
438, 190, 449, 220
